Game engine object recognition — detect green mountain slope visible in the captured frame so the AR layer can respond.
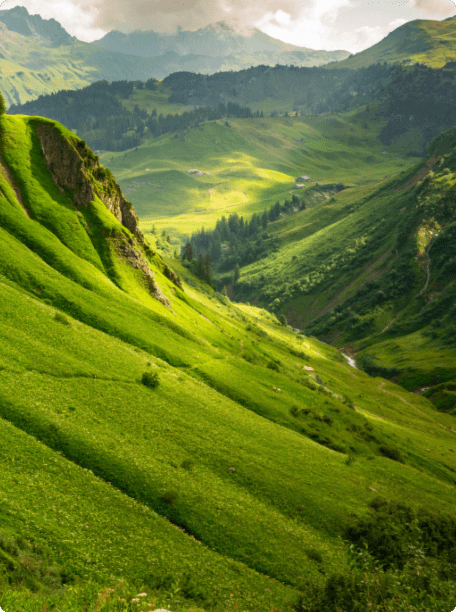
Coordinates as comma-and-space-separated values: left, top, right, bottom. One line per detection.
1, 113, 456, 610
0, 7, 159, 107
331, 16, 456, 69
225, 126, 456, 411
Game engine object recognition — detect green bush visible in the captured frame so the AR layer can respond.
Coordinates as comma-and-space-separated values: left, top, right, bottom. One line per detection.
267, 360, 280, 372
161, 490, 178, 506
181, 459, 194, 472
54, 311, 71, 326
290, 405, 300, 417
322, 414, 333, 426
141, 371, 160, 389
378, 444, 404, 463
304, 548, 323, 564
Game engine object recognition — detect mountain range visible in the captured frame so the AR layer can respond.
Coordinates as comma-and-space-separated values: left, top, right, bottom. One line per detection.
0, 6, 349, 107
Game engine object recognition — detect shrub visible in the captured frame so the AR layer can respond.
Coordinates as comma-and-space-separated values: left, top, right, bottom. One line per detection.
279, 314, 287, 326
322, 414, 333, 426
290, 405, 300, 417
141, 371, 160, 389
378, 444, 404, 463
181, 459, 194, 471
266, 360, 280, 372
342, 394, 354, 409
160, 490, 178, 505
301, 378, 317, 390
54, 312, 71, 326
305, 548, 323, 564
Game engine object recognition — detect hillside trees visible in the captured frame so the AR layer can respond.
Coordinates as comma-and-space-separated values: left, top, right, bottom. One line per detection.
187, 195, 307, 291
8, 80, 256, 152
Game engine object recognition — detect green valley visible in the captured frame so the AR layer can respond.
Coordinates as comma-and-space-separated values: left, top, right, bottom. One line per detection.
2, 6, 456, 609
1, 109, 456, 611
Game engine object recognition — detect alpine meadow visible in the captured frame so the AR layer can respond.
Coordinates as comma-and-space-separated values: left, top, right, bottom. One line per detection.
0, 5, 456, 612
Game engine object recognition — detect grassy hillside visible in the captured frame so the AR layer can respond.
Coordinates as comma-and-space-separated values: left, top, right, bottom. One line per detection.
330, 16, 456, 69
107, 114, 416, 239
1, 113, 456, 610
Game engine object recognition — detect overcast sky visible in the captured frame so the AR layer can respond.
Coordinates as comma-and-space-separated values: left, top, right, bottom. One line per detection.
1, 0, 455, 52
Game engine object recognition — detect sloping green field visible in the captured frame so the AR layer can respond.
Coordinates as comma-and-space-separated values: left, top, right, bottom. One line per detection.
1, 114, 456, 611
100, 114, 416, 240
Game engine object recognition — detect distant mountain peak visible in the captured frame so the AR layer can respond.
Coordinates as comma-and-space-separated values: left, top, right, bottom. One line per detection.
0, 5, 73, 47
93, 22, 349, 65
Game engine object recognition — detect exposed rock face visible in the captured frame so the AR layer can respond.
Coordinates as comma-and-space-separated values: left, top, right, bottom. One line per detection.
115, 241, 171, 308
36, 122, 142, 237
36, 122, 171, 307
36, 123, 95, 206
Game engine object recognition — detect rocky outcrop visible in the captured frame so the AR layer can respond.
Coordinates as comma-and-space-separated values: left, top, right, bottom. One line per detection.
115, 240, 171, 308
36, 121, 171, 307
36, 122, 142, 237
163, 264, 183, 289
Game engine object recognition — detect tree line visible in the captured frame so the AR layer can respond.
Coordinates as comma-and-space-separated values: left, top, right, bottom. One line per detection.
8, 79, 258, 152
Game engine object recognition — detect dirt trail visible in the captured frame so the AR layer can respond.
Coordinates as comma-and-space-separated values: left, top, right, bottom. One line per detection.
377, 381, 456, 434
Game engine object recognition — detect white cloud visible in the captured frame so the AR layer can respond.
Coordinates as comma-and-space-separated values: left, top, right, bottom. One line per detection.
342, 18, 409, 53
0, 0, 455, 48
255, 0, 354, 50
409, 0, 456, 16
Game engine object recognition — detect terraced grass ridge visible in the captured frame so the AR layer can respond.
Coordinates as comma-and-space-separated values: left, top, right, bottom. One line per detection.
0, 113, 456, 611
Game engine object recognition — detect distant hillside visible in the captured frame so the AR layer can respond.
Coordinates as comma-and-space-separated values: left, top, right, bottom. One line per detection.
92, 22, 350, 74
331, 16, 456, 69
0, 7, 158, 107
8, 63, 394, 150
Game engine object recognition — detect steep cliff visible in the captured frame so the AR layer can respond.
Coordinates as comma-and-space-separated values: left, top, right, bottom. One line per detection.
36, 121, 173, 307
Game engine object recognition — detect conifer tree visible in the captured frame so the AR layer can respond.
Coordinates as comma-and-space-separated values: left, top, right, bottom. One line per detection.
185, 242, 193, 261
0, 92, 5, 116
204, 254, 213, 285
197, 254, 205, 277
234, 265, 240, 283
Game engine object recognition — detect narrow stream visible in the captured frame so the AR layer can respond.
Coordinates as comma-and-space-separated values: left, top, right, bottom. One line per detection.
341, 352, 358, 369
